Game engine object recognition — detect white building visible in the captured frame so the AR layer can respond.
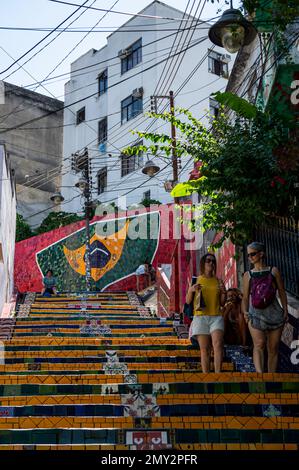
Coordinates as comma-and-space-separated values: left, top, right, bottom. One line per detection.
62, 0, 233, 213
0, 144, 16, 316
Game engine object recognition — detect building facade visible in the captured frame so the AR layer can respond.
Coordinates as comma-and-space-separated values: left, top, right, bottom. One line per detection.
0, 82, 63, 228
61, 0, 233, 213
0, 144, 16, 316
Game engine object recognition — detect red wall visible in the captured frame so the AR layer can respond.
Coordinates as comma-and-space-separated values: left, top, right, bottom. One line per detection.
213, 234, 237, 289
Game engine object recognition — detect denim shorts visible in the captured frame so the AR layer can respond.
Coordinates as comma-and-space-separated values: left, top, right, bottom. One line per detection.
189, 315, 224, 339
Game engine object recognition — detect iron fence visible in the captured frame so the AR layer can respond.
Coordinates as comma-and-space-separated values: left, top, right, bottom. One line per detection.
250, 217, 299, 299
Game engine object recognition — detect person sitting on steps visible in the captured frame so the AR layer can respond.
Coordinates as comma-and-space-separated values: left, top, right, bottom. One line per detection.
223, 288, 248, 347
41, 269, 58, 297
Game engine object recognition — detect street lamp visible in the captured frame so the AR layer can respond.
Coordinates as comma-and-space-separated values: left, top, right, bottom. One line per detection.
142, 159, 160, 177
75, 177, 88, 191
50, 191, 64, 205
208, 3, 257, 53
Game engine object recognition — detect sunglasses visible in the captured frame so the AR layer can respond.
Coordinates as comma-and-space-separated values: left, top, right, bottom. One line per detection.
247, 251, 260, 258
205, 258, 216, 264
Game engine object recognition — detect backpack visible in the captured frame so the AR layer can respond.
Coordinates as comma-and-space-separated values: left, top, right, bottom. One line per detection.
250, 268, 276, 309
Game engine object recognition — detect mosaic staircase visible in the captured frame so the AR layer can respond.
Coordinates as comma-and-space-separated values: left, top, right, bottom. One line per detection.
0, 292, 298, 450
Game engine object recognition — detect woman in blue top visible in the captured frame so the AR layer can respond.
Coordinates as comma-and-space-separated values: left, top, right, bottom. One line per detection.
42, 269, 58, 296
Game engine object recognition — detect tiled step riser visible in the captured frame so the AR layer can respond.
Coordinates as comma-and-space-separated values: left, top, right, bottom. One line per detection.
0, 428, 298, 445
3, 350, 201, 358
1, 444, 297, 450
0, 403, 299, 418
4, 291, 299, 449
1, 372, 299, 385
1, 394, 299, 407
0, 356, 207, 365
0, 364, 235, 376
13, 327, 173, 335
0, 417, 299, 429
1, 381, 299, 397
4, 345, 194, 353
16, 315, 163, 328
7, 339, 190, 346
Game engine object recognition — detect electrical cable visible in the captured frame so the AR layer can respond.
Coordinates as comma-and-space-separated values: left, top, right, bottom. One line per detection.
0, 0, 91, 76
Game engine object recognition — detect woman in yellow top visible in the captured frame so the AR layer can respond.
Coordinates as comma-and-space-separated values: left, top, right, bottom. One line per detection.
186, 253, 227, 373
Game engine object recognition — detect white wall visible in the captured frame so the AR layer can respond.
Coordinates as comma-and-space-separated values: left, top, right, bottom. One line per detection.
0, 144, 16, 316
62, 1, 234, 213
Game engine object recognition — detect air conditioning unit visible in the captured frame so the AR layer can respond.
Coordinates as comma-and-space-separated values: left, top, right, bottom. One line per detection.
221, 54, 231, 63
118, 49, 130, 59
132, 87, 144, 98
221, 70, 229, 79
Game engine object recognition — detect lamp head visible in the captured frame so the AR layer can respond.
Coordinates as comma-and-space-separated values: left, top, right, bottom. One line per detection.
209, 8, 257, 53
75, 177, 88, 192
50, 191, 64, 205
142, 160, 160, 177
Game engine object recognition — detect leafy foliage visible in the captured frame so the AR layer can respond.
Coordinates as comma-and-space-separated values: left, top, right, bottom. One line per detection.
140, 198, 162, 207
242, 0, 299, 31
37, 211, 83, 234
212, 92, 258, 119
16, 214, 35, 242
209, 0, 299, 32
124, 96, 297, 248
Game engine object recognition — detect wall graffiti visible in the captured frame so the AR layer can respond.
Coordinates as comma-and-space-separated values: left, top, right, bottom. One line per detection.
35, 213, 159, 292
15, 209, 176, 293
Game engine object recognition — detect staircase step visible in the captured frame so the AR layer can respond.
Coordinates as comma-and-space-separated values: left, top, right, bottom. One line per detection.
3, 290, 298, 450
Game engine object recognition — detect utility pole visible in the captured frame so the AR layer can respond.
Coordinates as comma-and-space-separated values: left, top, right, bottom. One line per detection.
169, 90, 179, 187
150, 91, 180, 313
150, 90, 180, 189
83, 150, 92, 292
74, 148, 92, 292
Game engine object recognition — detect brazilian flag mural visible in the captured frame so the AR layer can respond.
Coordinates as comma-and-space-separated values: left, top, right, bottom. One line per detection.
36, 212, 160, 292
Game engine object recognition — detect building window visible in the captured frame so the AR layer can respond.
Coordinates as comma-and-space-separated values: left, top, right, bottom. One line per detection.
208, 50, 230, 78
98, 117, 107, 144
98, 69, 108, 96
121, 142, 143, 177
120, 38, 142, 74
121, 94, 143, 124
209, 97, 220, 119
97, 167, 107, 195
76, 107, 85, 125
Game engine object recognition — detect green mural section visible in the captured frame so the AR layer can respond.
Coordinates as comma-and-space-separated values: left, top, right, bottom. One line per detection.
36, 213, 160, 292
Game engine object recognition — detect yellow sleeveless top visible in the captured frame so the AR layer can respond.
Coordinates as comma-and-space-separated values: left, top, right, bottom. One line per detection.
193, 275, 221, 316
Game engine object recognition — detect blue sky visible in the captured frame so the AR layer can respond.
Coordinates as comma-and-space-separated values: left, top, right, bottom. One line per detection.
0, 0, 227, 100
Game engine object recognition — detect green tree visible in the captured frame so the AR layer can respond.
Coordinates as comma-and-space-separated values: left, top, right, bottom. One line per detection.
140, 198, 162, 207
37, 211, 83, 234
124, 94, 297, 248
16, 214, 35, 242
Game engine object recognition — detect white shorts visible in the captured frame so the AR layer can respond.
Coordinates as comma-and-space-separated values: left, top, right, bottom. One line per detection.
189, 315, 224, 339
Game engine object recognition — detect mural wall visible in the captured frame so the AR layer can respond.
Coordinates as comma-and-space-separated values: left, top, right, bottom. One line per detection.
15, 206, 179, 294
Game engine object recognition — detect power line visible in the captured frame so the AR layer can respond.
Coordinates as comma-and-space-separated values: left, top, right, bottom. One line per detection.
1, 38, 202, 125
10, 77, 220, 187
15, 40, 262, 193
0, 0, 91, 76
36, 0, 121, 94
12, 25, 209, 90
17, 25, 295, 201
48, 0, 206, 21
0, 0, 110, 128
1, 18, 295, 33
0, 34, 209, 133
